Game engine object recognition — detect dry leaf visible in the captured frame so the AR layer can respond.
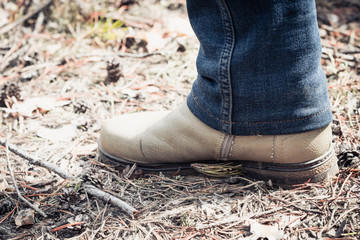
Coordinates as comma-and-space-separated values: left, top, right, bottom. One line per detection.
71, 143, 98, 156
0, 8, 9, 28
11, 97, 71, 117
143, 26, 167, 52
166, 16, 194, 36
278, 214, 303, 228
246, 219, 284, 240
0, 178, 9, 192
37, 124, 77, 142
15, 209, 35, 226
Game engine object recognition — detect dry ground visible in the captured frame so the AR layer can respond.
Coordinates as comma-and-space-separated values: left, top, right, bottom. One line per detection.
0, 0, 359, 239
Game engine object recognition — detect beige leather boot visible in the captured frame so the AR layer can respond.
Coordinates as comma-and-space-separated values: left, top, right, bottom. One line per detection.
98, 103, 338, 185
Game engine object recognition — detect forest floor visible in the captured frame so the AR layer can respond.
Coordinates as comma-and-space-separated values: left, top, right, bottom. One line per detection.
0, 0, 359, 239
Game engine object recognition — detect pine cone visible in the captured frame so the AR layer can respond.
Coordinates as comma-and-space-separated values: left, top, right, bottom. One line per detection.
105, 58, 122, 84
81, 168, 104, 188
73, 100, 89, 114
0, 83, 21, 107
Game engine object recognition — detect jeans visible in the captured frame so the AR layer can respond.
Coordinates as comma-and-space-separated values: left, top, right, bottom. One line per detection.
186, 0, 332, 135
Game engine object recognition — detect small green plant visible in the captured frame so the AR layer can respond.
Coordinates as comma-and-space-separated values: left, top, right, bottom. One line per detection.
89, 17, 127, 41
179, 213, 193, 227
74, 181, 82, 191
65, 181, 82, 191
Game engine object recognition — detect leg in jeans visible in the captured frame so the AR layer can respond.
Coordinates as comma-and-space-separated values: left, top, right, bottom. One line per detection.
187, 0, 332, 135
98, 0, 338, 186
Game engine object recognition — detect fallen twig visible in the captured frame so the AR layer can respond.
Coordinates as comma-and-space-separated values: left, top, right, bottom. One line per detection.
0, 42, 23, 73
269, 196, 323, 214
0, 201, 19, 224
0, 138, 72, 179
28, 179, 58, 188
116, 52, 162, 58
326, 207, 359, 232
4, 141, 47, 218
0, 138, 138, 216
74, 52, 163, 60
252, 207, 284, 218
0, 0, 54, 35
83, 184, 139, 216
50, 222, 83, 232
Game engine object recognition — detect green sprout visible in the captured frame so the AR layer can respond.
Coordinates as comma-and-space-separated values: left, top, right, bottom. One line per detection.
89, 17, 127, 41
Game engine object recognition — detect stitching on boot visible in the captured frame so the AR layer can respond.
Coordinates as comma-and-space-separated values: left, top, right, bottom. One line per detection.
216, 135, 225, 160
228, 136, 235, 159
219, 135, 227, 160
271, 136, 276, 163
219, 135, 236, 160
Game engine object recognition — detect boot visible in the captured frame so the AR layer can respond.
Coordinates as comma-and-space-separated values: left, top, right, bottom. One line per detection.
98, 103, 338, 185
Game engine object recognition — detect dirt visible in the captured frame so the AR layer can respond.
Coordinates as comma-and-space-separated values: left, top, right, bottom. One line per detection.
0, 0, 359, 239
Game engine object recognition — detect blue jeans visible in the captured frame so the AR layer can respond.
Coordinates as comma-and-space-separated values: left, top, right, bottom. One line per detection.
186, 0, 332, 135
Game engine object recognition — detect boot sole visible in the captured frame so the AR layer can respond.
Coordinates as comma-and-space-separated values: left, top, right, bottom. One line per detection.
98, 144, 338, 185
241, 147, 338, 186
98, 144, 200, 175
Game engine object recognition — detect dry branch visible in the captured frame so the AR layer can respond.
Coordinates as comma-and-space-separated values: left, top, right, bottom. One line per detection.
0, 201, 19, 224
0, 0, 54, 35
83, 184, 139, 216
0, 138, 138, 216
74, 52, 163, 60
0, 138, 72, 180
4, 141, 47, 218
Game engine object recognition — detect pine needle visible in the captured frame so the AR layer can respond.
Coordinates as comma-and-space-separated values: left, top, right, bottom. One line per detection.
191, 162, 243, 177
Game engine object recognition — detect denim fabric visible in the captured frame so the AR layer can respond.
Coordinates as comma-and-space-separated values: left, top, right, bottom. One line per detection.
186, 0, 333, 135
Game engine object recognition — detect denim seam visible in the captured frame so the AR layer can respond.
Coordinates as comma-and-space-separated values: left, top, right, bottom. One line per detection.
191, 93, 330, 126
215, 0, 235, 134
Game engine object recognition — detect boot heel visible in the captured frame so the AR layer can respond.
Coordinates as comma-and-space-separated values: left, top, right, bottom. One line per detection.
242, 148, 339, 186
